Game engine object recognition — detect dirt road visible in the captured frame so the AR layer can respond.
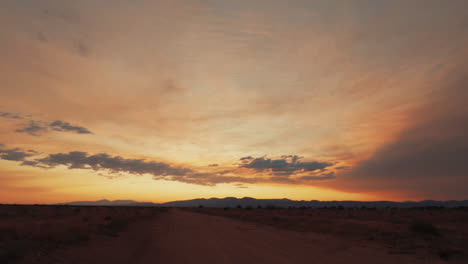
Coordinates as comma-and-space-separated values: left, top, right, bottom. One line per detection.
24, 209, 444, 264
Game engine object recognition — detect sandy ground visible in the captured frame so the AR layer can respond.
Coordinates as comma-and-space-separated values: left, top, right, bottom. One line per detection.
23, 209, 451, 264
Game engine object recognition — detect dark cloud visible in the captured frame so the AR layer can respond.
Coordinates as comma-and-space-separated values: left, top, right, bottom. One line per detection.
208, 164, 219, 167
338, 66, 468, 199
1, 142, 336, 186
0, 145, 251, 185
28, 151, 260, 186
0, 112, 22, 119
14, 119, 92, 135
240, 155, 333, 176
15, 121, 48, 136
281, 155, 302, 162
0, 148, 34, 161
20, 160, 40, 167
36, 151, 190, 176
49, 120, 92, 134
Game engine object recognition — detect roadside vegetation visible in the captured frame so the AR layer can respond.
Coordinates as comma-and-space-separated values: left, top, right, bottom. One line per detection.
192, 206, 468, 261
0, 205, 166, 263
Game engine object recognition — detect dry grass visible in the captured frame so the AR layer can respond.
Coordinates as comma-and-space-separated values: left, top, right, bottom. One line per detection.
193, 207, 468, 261
0, 205, 166, 263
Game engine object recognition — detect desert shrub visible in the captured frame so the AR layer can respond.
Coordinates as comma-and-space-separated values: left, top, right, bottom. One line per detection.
410, 220, 440, 236
438, 250, 450, 260
109, 218, 129, 231
436, 247, 464, 261
0, 240, 31, 263
99, 218, 129, 237
0, 227, 18, 241
68, 228, 90, 243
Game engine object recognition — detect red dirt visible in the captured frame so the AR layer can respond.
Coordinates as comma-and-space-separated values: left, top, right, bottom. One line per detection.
19, 208, 465, 264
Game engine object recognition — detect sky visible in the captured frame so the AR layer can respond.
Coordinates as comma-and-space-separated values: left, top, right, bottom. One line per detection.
1, 0, 467, 204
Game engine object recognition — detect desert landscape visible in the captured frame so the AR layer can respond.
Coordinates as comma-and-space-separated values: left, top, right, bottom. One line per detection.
1, 1, 467, 263
0, 205, 166, 263
1, 204, 467, 264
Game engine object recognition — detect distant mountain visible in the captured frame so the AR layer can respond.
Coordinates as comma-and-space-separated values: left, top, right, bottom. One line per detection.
58, 199, 158, 206
161, 197, 468, 208
58, 197, 468, 208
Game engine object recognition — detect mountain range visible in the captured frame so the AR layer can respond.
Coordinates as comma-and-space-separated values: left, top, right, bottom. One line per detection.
57, 197, 468, 208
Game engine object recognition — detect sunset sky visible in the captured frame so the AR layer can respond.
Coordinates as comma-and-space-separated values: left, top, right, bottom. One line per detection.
1, 0, 467, 204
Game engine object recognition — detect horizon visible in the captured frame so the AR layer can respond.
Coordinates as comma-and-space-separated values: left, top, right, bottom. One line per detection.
1, 0, 468, 204
4, 196, 468, 206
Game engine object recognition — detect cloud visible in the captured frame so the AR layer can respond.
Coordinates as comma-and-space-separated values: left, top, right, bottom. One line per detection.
0, 143, 337, 186
14, 119, 92, 135
20, 160, 41, 166
15, 121, 48, 136
234, 183, 248, 189
208, 164, 219, 167
336, 64, 468, 199
300, 172, 335, 181
240, 155, 333, 176
0, 148, 34, 161
49, 120, 92, 134
0, 112, 22, 119
172, 174, 259, 186
22, 151, 257, 186
36, 151, 191, 175
0, 146, 42, 167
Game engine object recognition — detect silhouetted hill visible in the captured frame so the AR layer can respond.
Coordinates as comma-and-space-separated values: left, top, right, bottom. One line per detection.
58, 199, 158, 206
58, 197, 468, 208
161, 197, 468, 208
